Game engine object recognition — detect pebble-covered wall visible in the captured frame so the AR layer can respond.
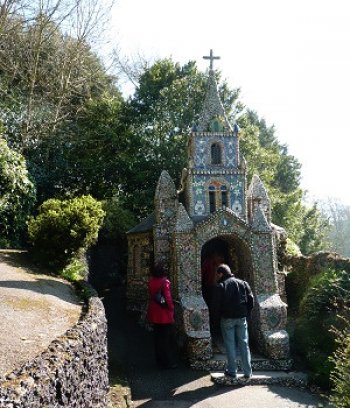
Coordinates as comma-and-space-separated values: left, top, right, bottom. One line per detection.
0, 289, 108, 408
126, 232, 153, 311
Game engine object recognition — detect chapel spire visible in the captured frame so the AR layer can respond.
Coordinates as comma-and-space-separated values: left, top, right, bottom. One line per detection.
197, 49, 232, 133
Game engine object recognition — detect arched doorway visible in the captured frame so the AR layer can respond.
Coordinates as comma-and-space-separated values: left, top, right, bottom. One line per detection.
201, 235, 253, 290
200, 234, 255, 349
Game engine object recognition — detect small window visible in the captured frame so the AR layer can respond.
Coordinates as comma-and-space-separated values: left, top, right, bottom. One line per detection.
211, 143, 222, 165
221, 185, 228, 208
213, 120, 220, 132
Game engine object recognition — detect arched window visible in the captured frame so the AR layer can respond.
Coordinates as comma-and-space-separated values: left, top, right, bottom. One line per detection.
208, 183, 230, 213
221, 185, 228, 209
211, 143, 222, 165
213, 120, 220, 132
209, 185, 216, 213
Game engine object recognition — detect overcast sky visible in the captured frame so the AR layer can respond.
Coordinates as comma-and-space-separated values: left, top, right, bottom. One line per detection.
108, 0, 350, 206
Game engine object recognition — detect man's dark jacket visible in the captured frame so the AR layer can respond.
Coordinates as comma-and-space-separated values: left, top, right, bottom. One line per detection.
213, 275, 254, 319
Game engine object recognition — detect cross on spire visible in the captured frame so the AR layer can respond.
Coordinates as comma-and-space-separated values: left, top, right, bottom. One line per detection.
203, 49, 220, 70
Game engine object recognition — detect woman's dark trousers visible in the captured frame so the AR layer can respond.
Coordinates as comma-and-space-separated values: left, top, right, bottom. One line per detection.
153, 323, 176, 368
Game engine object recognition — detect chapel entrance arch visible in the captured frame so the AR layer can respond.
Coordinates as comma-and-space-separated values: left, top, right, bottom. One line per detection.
200, 235, 253, 290
200, 234, 255, 345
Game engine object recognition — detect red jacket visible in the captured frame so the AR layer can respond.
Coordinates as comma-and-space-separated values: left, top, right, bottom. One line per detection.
147, 277, 175, 324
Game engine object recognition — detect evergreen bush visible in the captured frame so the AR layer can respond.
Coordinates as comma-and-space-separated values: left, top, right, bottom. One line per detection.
285, 252, 350, 313
292, 269, 350, 389
28, 195, 105, 270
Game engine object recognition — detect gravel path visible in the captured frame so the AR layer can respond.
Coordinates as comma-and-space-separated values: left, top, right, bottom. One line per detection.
0, 250, 82, 376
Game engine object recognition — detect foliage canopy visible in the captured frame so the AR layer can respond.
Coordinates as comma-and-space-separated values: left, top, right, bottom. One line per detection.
0, 2, 330, 256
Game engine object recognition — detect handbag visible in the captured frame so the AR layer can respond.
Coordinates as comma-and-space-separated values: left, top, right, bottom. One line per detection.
154, 280, 167, 308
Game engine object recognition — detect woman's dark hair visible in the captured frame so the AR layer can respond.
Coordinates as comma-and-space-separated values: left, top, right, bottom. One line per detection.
152, 262, 167, 277
217, 263, 232, 278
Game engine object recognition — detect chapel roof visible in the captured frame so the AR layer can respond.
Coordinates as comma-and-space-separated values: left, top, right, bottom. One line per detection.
127, 212, 155, 234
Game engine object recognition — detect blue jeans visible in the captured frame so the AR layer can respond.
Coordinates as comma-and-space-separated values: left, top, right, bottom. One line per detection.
220, 317, 252, 377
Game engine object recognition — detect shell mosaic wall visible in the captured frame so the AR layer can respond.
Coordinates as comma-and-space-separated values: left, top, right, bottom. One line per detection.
187, 172, 246, 219
127, 53, 291, 366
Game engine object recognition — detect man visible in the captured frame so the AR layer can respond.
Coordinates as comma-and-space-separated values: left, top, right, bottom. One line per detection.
212, 263, 254, 380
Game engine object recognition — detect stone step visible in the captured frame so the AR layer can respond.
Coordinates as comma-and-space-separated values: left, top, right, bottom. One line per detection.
211, 371, 308, 387
191, 353, 293, 372
191, 336, 294, 372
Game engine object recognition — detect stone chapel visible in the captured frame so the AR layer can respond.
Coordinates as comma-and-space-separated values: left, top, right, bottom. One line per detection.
127, 51, 291, 370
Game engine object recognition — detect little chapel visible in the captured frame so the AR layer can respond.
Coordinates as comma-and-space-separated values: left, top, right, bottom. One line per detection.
126, 50, 291, 368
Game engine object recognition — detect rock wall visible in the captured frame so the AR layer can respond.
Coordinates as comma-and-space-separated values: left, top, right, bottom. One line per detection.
0, 290, 108, 408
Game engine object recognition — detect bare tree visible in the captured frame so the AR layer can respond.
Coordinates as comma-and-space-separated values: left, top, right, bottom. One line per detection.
111, 48, 154, 92
0, 0, 116, 149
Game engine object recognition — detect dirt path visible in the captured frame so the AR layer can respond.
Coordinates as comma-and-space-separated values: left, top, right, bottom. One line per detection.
0, 250, 82, 376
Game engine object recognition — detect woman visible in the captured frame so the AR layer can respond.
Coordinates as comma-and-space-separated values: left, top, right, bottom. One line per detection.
147, 263, 177, 369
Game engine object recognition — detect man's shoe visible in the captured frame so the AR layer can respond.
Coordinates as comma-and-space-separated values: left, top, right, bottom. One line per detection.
243, 374, 252, 380
224, 370, 237, 379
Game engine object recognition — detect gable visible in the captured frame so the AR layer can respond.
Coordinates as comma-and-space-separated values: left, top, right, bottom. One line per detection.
194, 208, 249, 242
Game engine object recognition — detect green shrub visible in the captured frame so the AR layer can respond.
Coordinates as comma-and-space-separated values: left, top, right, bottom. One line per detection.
293, 314, 337, 389
285, 252, 350, 313
329, 312, 350, 408
293, 269, 350, 389
28, 195, 105, 270
0, 136, 36, 247
300, 269, 350, 317
61, 257, 87, 282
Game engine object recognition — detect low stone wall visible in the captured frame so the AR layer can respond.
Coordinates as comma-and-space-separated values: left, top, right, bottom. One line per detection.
0, 288, 109, 408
